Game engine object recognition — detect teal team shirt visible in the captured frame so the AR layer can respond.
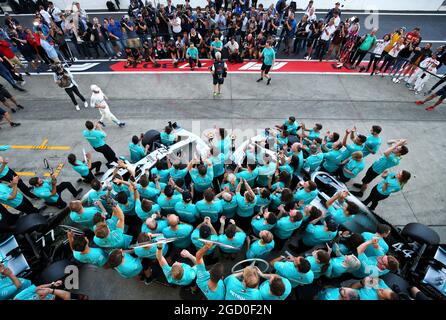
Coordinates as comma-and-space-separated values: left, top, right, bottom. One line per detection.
273, 217, 302, 239
83, 129, 106, 148
0, 183, 23, 208
254, 194, 271, 213
169, 167, 188, 183
221, 197, 238, 218
196, 262, 225, 300
362, 135, 381, 157
327, 205, 354, 225
246, 239, 275, 259
218, 231, 246, 253
71, 160, 90, 177
115, 253, 143, 279
235, 192, 257, 217
236, 168, 259, 187
262, 47, 276, 66
342, 158, 365, 179
141, 218, 168, 234
128, 142, 145, 163
162, 223, 193, 248
259, 277, 291, 300
361, 232, 389, 256
191, 229, 218, 255
327, 256, 352, 278
174, 201, 199, 223
322, 149, 343, 173
190, 166, 214, 192
317, 287, 342, 300
372, 152, 400, 174
160, 132, 175, 146
137, 184, 160, 201
283, 120, 298, 135
69, 206, 100, 229
135, 199, 161, 220
304, 153, 324, 172
134, 235, 168, 259
352, 253, 389, 278
273, 261, 314, 287
307, 255, 332, 279
196, 199, 223, 223
32, 179, 58, 203
73, 247, 108, 267
186, 47, 199, 59
294, 188, 318, 205
157, 193, 182, 214
94, 227, 130, 249
210, 153, 225, 177
0, 275, 31, 300
377, 172, 401, 196
162, 263, 196, 286
340, 143, 363, 161
302, 224, 337, 247
251, 217, 275, 236
257, 163, 276, 187
224, 275, 263, 300
150, 167, 170, 184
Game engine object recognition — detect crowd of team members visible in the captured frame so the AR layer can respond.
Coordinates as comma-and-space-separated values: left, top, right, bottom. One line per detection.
0, 114, 415, 300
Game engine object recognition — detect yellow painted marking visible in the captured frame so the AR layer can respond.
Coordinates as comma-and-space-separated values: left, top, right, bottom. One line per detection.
43, 163, 64, 178
16, 171, 36, 176
10, 145, 71, 151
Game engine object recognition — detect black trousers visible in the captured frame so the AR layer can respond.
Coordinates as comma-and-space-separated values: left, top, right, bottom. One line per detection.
314, 39, 330, 61
363, 185, 389, 210
430, 75, 446, 92
366, 53, 383, 73
351, 49, 368, 66
188, 57, 201, 68
82, 161, 102, 183
46, 182, 79, 209
64, 85, 86, 106
361, 166, 379, 185
0, 204, 18, 232
93, 144, 118, 165
15, 197, 39, 214
0, 169, 36, 199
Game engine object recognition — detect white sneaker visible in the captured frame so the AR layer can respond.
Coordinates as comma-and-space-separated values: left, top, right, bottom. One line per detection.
75, 105, 80, 111
84, 101, 89, 108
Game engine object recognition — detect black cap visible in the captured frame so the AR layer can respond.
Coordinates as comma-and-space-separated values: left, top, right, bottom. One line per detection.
182, 191, 192, 202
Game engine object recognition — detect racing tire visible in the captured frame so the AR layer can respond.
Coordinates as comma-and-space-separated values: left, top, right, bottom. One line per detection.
401, 223, 440, 246
13, 213, 48, 235
37, 259, 73, 285
142, 130, 161, 149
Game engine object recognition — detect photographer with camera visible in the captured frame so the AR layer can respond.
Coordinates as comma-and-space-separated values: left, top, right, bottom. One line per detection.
225, 37, 241, 63
135, 14, 148, 44
282, 13, 297, 55
52, 63, 87, 111
210, 52, 228, 96
156, 6, 171, 42
121, 15, 140, 48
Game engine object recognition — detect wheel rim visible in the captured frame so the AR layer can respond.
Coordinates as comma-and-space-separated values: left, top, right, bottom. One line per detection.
231, 258, 270, 274
58, 225, 84, 235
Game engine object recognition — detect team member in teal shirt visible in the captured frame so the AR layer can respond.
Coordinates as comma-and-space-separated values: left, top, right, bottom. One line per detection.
303, 145, 324, 172
67, 153, 102, 183
191, 217, 219, 255
108, 249, 143, 279
326, 248, 361, 278
235, 164, 259, 187
352, 139, 408, 197
256, 40, 275, 85
256, 155, 276, 187
307, 249, 332, 279
135, 188, 161, 221
0, 178, 37, 214
321, 142, 343, 173
196, 189, 223, 223
174, 191, 199, 224
235, 179, 257, 220
316, 287, 360, 300
150, 161, 171, 184
273, 209, 303, 250
361, 224, 391, 257
294, 180, 318, 205
157, 185, 182, 215
141, 215, 169, 234
339, 127, 366, 161
271, 256, 314, 287
128, 135, 148, 163
254, 188, 271, 213
82, 120, 117, 166
362, 126, 382, 157
282, 116, 299, 135
251, 207, 277, 236
156, 244, 197, 286
133, 233, 168, 260
69, 200, 101, 230
67, 231, 108, 267
324, 191, 359, 225
337, 151, 365, 183
218, 218, 246, 254
224, 266, 263, 300
301, 123, 322, 145
354, 277, 397, 300
321, 131, 340, 152
258, 273, 292, 300
186, 42, 201, 70
94, 205, 132, 249
363, 170, 411, 211
352, 238, 400, 278
246, 230, 275, 259
160, 125, 176, 146
218, 191, 238, 219
188, 159, 214, 193
209, 147, 225, 187
137, 174, 161, 201
210, 36, 223, 57
167, 159, 188, 185
0, 264, 32, 300
193, 242, 225, 300
162, 214, 193, 248
302, 215, 338, 247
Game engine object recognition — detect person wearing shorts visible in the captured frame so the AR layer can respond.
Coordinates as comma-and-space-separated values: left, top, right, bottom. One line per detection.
415, 84, 446, 111
0, 108, 20, 128
210, 52, 227, 96
257, 40, 275, 85
0, 84, 24, 113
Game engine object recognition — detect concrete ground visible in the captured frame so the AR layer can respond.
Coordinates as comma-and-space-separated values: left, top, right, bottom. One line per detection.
0, 70, 445, 299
